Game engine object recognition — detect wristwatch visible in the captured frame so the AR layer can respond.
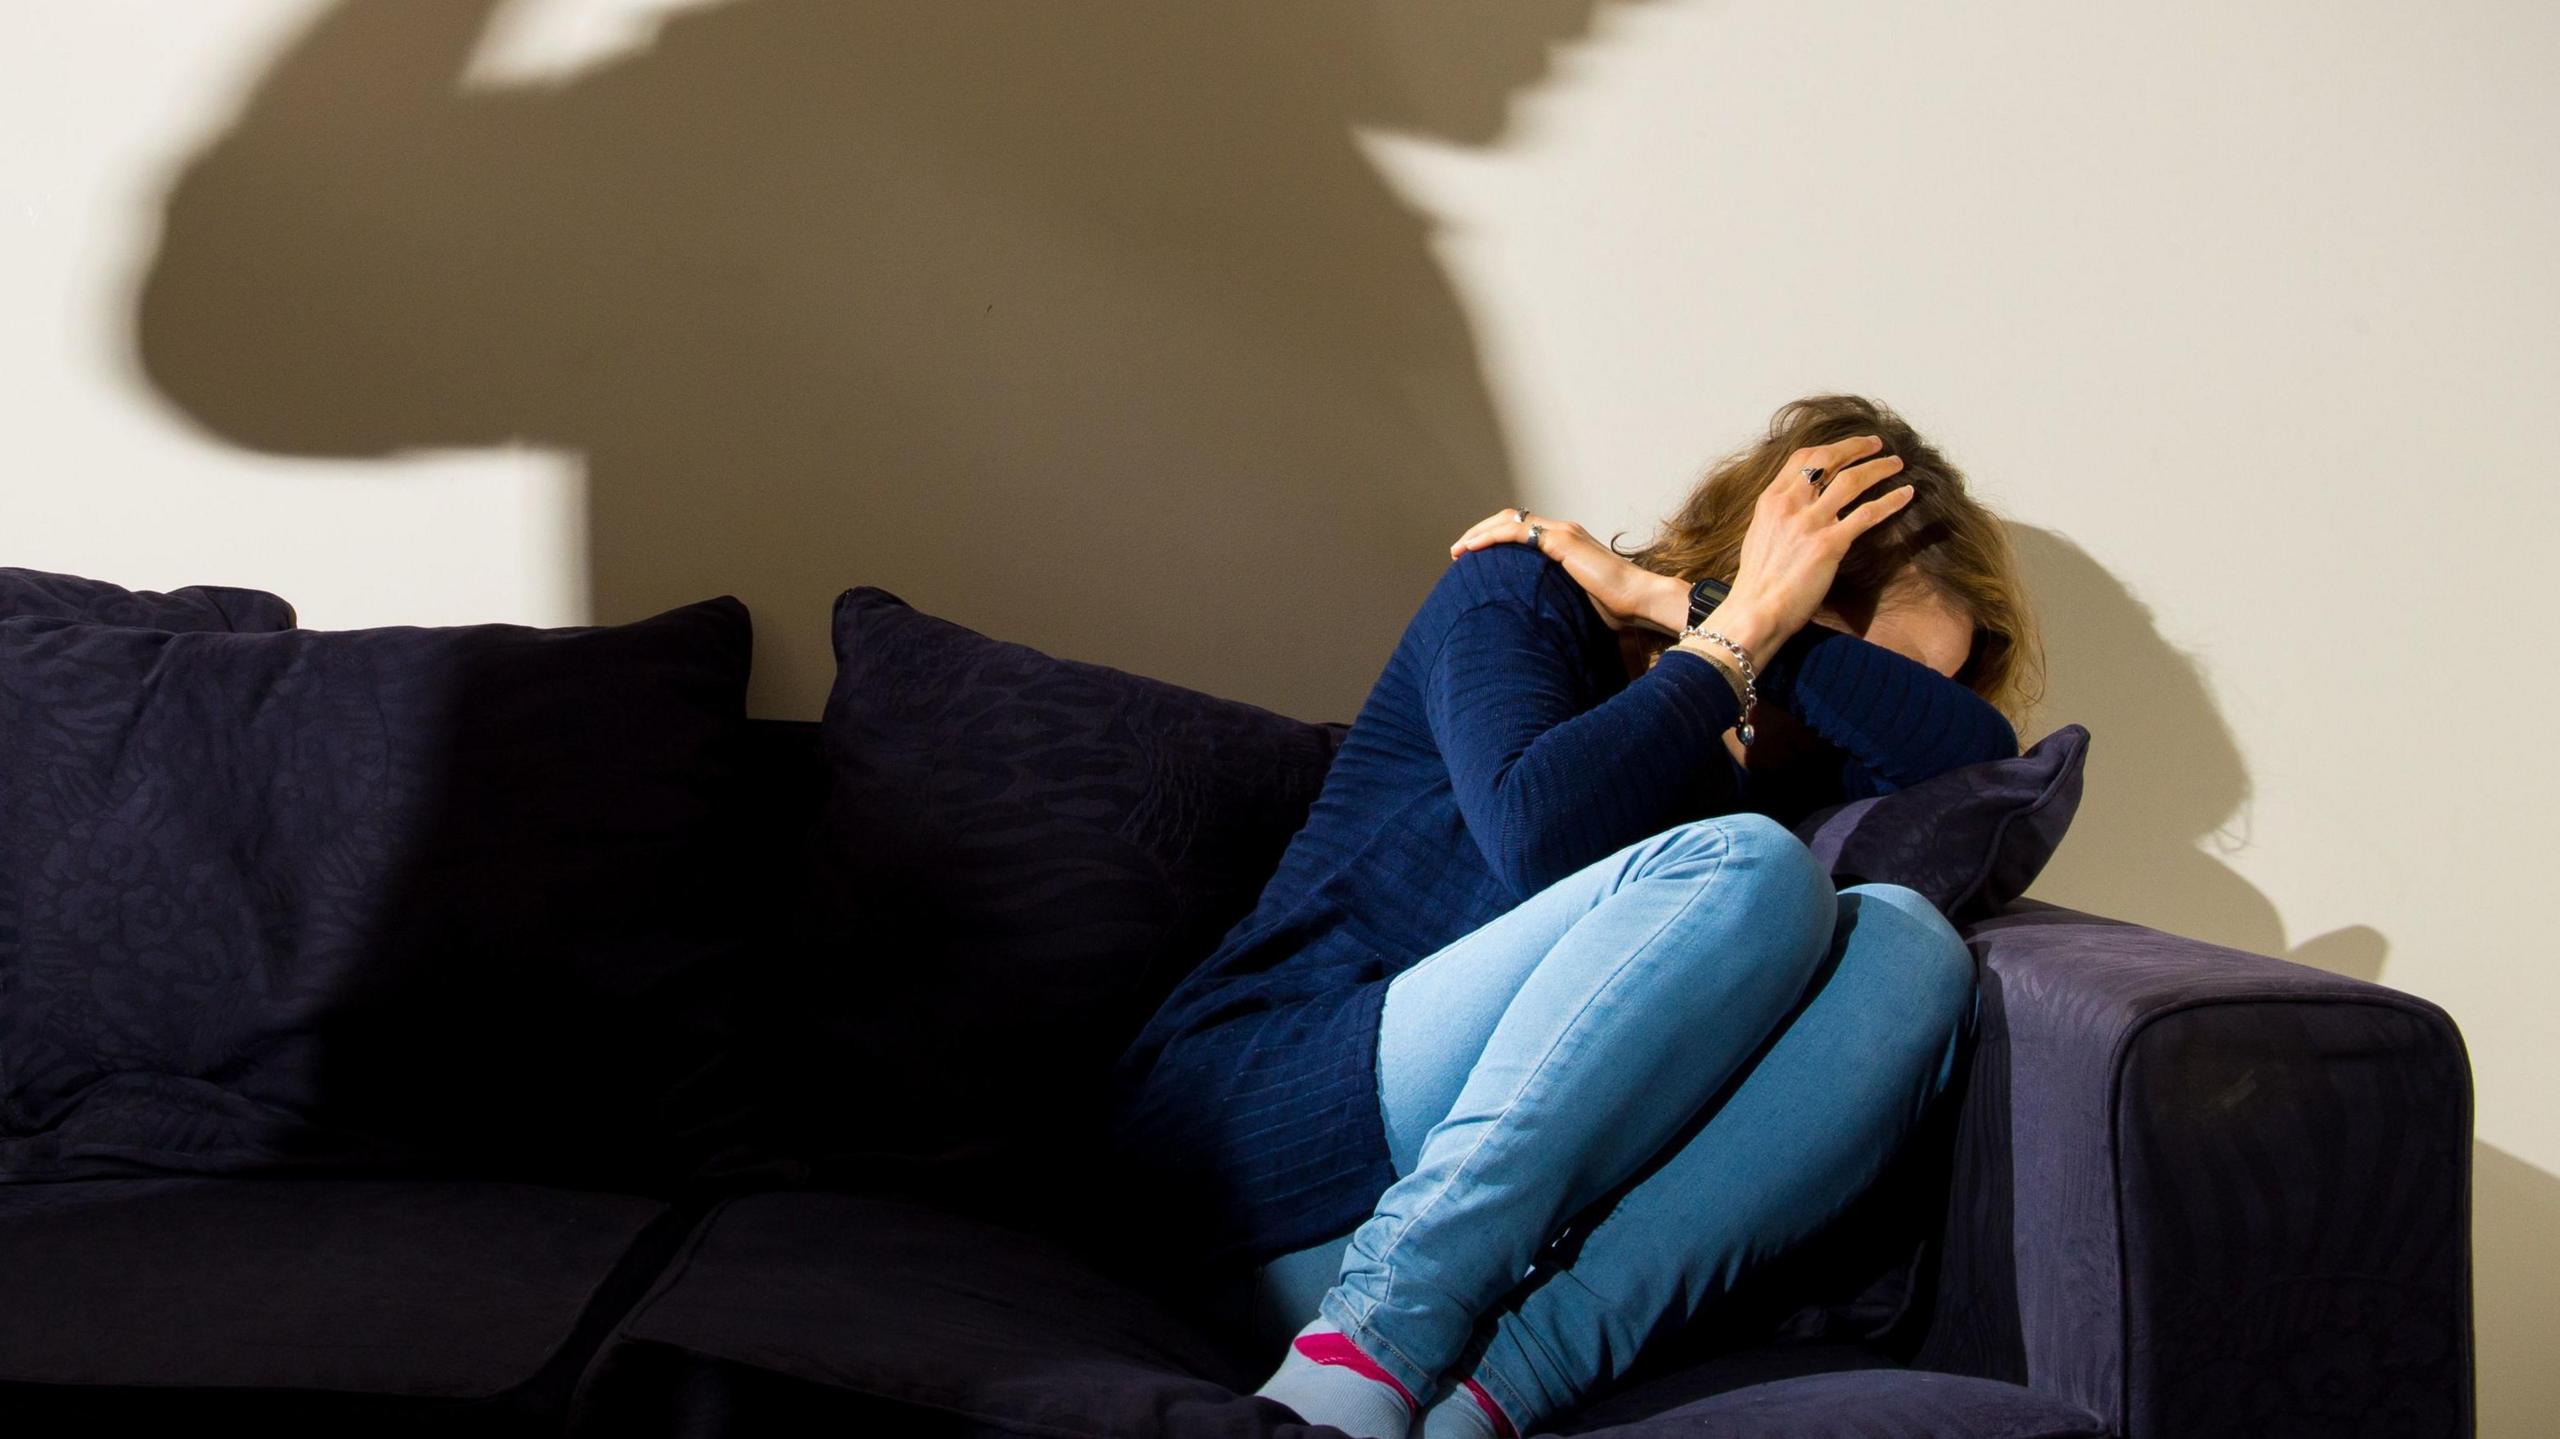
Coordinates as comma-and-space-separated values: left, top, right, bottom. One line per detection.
1685, 576, 1734, 630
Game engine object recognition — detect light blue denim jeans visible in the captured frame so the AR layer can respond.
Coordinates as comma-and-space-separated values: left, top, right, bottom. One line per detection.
1231, 810, 1979, 1430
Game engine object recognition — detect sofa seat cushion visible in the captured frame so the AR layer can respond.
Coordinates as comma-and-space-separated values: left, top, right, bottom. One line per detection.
569, 1190, 1286, 1437
568, 1190, 2107, 1439
1557, 1356, 2110, 1438
0, 1176, 670, 1408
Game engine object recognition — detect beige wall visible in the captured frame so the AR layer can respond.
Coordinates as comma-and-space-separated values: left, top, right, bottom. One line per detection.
5, 2, 2547, 1430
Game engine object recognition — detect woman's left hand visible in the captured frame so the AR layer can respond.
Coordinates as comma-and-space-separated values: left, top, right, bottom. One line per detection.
1449, 508, 1685, 635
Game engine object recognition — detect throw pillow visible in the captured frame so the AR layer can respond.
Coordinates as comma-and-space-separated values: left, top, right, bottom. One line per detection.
1788, 722, 2090, 927
775, 586, 1343, 1189
1702, 725, 2087, 1360
1, 564, 296, 631
0, 597, 758, 1191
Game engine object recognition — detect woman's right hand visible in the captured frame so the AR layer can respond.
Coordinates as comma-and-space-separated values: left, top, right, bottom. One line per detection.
1711, 434, 1914, 659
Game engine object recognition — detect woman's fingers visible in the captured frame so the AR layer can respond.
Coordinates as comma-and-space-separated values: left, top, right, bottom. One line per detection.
1816, 452, 1908, 515
1835, 481, 1917, 538
1448, 506, 1581, 557
1769, 434, 1887, 504
1449, 508, 1526, 555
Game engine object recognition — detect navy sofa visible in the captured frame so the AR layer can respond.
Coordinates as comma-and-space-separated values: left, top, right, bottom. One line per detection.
0, 698, 2474, 1439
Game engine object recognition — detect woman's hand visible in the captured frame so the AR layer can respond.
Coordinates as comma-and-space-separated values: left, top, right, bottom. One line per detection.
1721, 434, 1914, 652
1446, 511, 1690, 635
1447, 433, 1914, 654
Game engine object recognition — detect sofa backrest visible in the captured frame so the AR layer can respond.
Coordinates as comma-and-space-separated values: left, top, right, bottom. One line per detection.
0, 597, 761, 1194
705, 587, 1355, 1201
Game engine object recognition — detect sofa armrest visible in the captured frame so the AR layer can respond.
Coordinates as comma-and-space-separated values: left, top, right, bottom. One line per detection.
1909, 898, 2475, 1438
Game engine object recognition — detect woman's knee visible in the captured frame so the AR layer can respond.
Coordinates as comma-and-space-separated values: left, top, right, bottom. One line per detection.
1634, 811, 1837, 994
1838, 881, 1977, 1023
1660, 808, 1793, 856
1652, 812, 1830, 909
1839, 880, 1955, 936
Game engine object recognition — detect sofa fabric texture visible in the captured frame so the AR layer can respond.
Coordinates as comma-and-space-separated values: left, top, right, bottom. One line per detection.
1905, 902, 2475, 1439
769, 585, 1344, 1187
1790, 722, 2091, 926
0, 562, 297, 631
0, 1175, 666, 1397
0, 567, 2473, 1438
0, 597, 759, 1192
564, 1190, 2118, 1439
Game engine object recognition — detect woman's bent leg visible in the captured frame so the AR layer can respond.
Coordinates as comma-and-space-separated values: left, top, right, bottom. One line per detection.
1309, 811, 1840, 1406
1445, 882, 1980, 1431
1238, 834, 1641, 1358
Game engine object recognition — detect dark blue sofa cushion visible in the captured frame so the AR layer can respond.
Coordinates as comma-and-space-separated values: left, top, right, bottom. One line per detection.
0, 597, 758, 1191
1555, 1364, 2111, 1437
570, 1191, 1262, 1438
1790, 723, 2089, 926
0, 1175, 673, 1426
773, 586, 1342, 1187
563, 1191, 2109, 1439
1, 563, 296, 630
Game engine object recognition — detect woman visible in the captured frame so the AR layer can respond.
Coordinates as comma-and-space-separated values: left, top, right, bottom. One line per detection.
1103, 394, 2045, 1438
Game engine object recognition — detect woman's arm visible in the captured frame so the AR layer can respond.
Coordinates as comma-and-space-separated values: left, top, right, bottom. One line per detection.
1444, 504, 2010, 797
1755, 622, 2020, 796
1425, 586, 1747, 903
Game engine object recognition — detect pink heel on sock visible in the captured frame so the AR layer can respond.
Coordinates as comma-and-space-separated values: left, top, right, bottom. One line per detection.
1459, 1376, 1518, 1438
1292, 1330, 1420, 1416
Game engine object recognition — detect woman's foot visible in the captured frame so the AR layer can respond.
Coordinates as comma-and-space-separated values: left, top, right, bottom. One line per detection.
1252, 1317, 1421, 1439
1418, 1373, 1520, 1438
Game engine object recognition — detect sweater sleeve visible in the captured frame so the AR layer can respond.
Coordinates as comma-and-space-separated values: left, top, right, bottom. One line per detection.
1423, 596, 1746, 903
1754, 622, 2020, 799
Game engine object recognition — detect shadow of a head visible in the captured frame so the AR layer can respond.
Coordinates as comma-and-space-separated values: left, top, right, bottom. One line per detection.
132, 0, 1624, 720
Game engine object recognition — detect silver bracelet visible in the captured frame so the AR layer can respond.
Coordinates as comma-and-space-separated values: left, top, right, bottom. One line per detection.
1677, 624, 1758, 746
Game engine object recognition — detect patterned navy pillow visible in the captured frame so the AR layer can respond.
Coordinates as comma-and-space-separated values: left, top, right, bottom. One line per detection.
1789, 722, 2091, 926
0, 598, 757, 1191
776, 586, 1344, 1183
0, 564, 296, 631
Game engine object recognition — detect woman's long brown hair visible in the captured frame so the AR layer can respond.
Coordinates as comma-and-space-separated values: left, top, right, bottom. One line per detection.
1612, 393, 2048, 740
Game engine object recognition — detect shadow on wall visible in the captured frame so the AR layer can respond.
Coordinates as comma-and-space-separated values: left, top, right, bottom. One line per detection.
2472, 1139, 2559, 1437
132, 0, 1622, 722
111, 0, 2406, 989
122, 2, 2551, 1422
126, 0, 2433, 1048
2001, 523, 2548, 1430
2004, 523, 2387, 984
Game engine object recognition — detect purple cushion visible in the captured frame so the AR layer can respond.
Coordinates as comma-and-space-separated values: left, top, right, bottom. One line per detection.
1790, 724, 2089, 926
0, 1176, 666, 1403
571, 1191, 2109, 1439
1561, 1366, 2111, 1437
572, 1192, 1261, 1437
0, 564, 296, 631
0, 598, 757, 1191
776, 586, 1342, 1180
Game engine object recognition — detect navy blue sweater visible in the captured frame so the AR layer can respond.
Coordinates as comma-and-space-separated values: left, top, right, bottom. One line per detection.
1103, 542, 2018, 1271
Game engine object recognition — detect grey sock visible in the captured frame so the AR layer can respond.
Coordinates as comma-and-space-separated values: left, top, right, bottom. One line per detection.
1418, 1374, 1517, 1439
1252, 1316, 1419, 1439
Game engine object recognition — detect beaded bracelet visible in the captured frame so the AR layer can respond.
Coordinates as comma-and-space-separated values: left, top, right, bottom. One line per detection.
1676, 623, 1758, 745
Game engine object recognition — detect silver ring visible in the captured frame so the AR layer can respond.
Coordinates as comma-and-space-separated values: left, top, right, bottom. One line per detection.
1801, 466, 1825, 486
1512, 506, 1530, 523
1528, 522, 1545, 545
